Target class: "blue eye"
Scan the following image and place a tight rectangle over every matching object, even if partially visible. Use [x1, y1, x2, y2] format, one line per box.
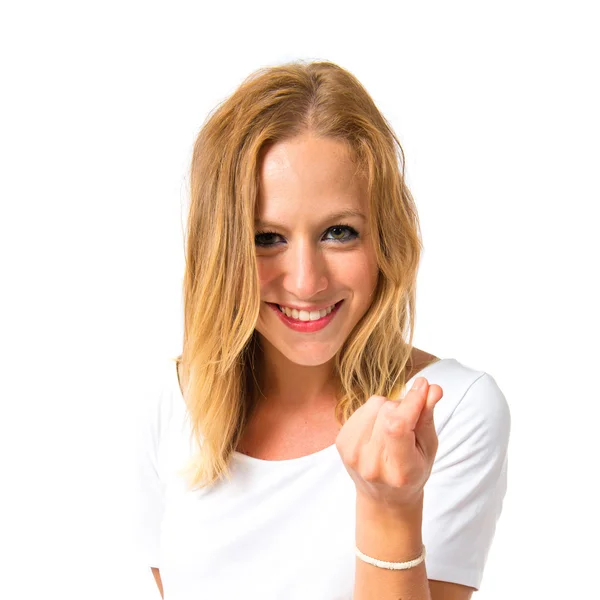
[254, 224, 359, 247]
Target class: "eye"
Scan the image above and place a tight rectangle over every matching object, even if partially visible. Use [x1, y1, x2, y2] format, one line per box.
[255, 231, 283, 247]
[254, 224, 360, 248]
[323, 225, 359, 243]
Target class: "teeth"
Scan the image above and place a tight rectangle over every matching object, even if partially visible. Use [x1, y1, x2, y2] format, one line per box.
[278, 302, 337, 321]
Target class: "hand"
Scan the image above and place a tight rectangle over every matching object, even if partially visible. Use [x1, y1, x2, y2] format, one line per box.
[335, 378, 444, 511]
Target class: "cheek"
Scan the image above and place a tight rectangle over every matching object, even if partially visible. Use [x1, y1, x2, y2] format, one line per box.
[256, 259, 277, 289]
[332, 251, 378, 290]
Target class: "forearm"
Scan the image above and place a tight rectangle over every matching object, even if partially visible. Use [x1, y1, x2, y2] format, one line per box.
[353, 493, 431, 600]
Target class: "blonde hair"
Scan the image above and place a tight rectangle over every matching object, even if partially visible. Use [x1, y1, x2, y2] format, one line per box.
[175, 60, 426, 490]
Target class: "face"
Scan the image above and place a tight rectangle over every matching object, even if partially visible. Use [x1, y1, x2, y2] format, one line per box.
[254, 133, 379, 367]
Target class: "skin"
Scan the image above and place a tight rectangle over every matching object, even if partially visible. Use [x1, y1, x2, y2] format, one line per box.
[253, 132, 379, 413]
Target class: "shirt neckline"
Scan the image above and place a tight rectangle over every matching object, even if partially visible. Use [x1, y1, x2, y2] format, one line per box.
[171, 356, 454, 466]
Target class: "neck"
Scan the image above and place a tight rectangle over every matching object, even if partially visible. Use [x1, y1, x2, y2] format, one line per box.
[254, 337, 340, 413]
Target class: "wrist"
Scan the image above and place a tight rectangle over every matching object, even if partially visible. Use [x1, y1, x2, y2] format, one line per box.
[355, 492, 424, 563]
[356, 490, 424, 522]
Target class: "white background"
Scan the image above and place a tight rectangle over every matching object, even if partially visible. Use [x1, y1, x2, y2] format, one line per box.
[1, 1, 598, 598]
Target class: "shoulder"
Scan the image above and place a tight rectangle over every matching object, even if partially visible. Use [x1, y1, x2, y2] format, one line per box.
[134, 357, 182, 439]
[407, 348, 440, 379]
[423, 359, 510, 429]
[425, 358, 511, 472]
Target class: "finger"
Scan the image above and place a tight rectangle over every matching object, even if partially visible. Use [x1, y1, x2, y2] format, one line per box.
[368, 378, 429, 450]
[388, 377, 429, 432]
[416, 383, 443, 426]
[336, 394, 387, 456]
[359, 379, 428, 482]
[415, 384, 444, 457]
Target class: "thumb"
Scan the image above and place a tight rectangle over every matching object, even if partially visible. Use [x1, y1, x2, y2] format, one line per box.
[383, 377, 429, 433]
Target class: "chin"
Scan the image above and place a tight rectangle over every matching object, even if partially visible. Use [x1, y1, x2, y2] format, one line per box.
[260, 334, 341, 367]
[283, 351, 337, 367]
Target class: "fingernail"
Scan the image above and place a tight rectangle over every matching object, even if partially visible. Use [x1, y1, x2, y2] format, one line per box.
[413, 377, 426, 390]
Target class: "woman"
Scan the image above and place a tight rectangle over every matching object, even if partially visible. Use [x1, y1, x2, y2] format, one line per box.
[133, 60, 511, 600]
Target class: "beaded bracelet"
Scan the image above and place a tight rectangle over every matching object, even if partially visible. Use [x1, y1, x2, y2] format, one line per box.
[355, 544, 426, 570]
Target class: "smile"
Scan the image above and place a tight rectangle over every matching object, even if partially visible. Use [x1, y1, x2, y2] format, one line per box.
[267, 300, 344, 333]
[277, 302, 337, 321]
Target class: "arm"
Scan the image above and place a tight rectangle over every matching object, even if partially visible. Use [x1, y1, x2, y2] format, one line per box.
[354, 494, 430, 599]
[151, 567, 164, 599]
[354, 495, 475, 600]
[429, 580, 475, 599]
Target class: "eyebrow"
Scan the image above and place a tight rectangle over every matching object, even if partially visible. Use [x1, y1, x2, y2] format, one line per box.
[255, 208, 367, 230]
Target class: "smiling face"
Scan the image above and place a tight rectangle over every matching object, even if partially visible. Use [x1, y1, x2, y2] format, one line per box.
[254, 133, 380, 368]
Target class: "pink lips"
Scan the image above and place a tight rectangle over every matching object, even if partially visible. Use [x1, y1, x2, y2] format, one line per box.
[267, 300, 343, 333]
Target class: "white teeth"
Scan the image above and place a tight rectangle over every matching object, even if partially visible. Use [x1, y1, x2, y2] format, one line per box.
[278, 302, 338, 321]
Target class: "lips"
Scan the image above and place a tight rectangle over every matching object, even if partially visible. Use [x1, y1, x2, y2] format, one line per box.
[276, 301, 340, 321]
[266, 300, 344, 332]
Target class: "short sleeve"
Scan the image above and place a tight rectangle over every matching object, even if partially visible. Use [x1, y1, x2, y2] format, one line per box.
[129, 370, 167, 569]
[422, 372, 511, 591]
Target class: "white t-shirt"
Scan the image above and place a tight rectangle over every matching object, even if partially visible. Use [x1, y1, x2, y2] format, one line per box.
[130, 357, 511, 599]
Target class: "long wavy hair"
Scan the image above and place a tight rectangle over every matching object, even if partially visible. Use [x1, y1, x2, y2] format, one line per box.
[175, 60, 428, 491]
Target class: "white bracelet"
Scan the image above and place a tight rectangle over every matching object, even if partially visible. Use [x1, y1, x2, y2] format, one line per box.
[355, 544, 426, 570]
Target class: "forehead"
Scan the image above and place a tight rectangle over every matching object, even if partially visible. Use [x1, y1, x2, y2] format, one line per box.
[256, 134, 368, 218]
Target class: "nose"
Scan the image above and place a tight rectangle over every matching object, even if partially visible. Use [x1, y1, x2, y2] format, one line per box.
[283, 239, 328, 300]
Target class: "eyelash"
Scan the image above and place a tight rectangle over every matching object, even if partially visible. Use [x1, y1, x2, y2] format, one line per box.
[254, 224, 360, 248]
